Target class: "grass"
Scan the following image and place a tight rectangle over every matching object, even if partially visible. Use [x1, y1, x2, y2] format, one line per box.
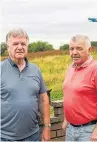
[30, 52, 97, 101]
[30, 55, 71, 101]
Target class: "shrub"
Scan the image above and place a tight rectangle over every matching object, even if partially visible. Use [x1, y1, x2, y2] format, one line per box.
[28, 41, 54, 52]
[0, 42, 7, 55]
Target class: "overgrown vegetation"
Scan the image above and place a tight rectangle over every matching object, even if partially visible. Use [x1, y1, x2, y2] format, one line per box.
[30, 52, 97, 101]
[91, 41, 97, 47]
[60, 44, 69, 50]
[0, 42, 7, 55]
[28, 41, 54, 52]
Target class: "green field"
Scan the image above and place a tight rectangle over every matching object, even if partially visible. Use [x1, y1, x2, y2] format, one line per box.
[30, 52, 97, 101]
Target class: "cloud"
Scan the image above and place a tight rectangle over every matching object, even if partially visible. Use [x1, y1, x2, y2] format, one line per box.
[1, 0, 97, 48]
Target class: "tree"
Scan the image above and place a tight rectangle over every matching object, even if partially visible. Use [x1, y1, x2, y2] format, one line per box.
[60, 44, 69, 50]
[0, 42, 7, 55]
[91, 41, 97, 47]
[28, 41, 54, 52]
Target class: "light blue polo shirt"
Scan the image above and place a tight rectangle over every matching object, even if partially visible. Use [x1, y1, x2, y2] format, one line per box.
[1, 57, 47, 140]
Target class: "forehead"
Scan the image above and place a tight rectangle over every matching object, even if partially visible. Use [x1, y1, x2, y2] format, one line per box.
[69, 40, 85, 47]
[7, 36, 28, 43]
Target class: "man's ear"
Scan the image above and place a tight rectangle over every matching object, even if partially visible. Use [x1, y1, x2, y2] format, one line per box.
[88, 47, 92, 53]
[7, 44, 10, 52]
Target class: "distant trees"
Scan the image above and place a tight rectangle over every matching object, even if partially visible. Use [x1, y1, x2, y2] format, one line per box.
[91, 41, 97, 47]
[0, 42, 7, 55]
[60, 44, 69, 50]
[0, 41, 54, 55]
[59, 41, 97, 51]
[0, 41, 97, 56]
[28, 41, 54, 52]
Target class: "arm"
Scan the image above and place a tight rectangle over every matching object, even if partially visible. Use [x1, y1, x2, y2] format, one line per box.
[62, 85, 69, 131]
[62, 117, 69, 131]
[40, 93, 51, 141]
[91, 67, 97, 141]
[94, 67, 97, 90]
[91, 123, 97, 141]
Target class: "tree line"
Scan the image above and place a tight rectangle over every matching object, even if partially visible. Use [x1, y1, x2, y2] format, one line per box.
[0, 41, 97, 55]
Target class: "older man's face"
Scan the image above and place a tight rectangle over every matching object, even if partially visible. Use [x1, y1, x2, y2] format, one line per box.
[69, 40, 91, 66]
[7, 36, 28, 60]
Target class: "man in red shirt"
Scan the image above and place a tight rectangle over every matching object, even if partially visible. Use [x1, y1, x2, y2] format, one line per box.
[62, 35, 97, 141]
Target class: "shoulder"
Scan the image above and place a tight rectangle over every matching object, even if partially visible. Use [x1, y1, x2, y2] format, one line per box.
[64, 64, 73, 78]
[66, 64, 73, 72]
[1, 59, 8, 68]
[28, 62, 40, 70]
[1, 59, 9, 75]
[91, 60, 97, 79]
[28, 62, 42, 75]
[88, 60, 97, 77]
[90, 60, 97, 70]
[28, 62, 44, 79]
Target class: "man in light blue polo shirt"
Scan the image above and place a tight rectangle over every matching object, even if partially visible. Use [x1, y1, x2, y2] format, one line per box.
[1, 29, 51, 141]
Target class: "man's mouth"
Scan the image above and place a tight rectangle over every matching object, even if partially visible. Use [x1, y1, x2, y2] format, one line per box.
[73, 57, 80, 59]
[16, 52, 24, 53]
[73, 57, 80, 60]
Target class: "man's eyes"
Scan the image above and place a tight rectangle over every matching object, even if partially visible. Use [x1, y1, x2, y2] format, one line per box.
[77, 47, 83, 51]
[21, 43, 26, 46]
[13, 43, 19, 46]
[13, 42, 26, 46]
[69, 47, 83, 51]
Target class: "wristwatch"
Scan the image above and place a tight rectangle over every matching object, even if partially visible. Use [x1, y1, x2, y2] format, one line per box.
[43, 123, 51, 128]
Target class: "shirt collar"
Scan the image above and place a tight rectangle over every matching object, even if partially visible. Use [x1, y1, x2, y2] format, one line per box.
[8, 57, 29, 67]
[72, 56, 93, 69]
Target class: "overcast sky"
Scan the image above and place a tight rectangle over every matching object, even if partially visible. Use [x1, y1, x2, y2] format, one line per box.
[1, 0, 97, 49]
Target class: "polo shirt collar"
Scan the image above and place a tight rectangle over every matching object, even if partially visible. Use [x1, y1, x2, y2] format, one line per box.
[72, 56, 93, 69]
[8, 57, 29, 67]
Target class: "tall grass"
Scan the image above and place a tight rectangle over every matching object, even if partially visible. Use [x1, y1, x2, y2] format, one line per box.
[31, 53, 97, 101]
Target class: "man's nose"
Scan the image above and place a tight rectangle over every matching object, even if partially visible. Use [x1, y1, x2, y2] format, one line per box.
[18, 43, 22, 49]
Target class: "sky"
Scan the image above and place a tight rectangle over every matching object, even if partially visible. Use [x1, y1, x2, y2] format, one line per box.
[1, 0, 97, 49]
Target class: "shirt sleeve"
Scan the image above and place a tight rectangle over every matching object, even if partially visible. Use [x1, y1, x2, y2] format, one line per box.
[38, 68, 47, 94]
[94, 67, 97, 91]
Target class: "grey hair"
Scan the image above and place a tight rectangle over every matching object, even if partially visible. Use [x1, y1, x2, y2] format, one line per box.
[6, 28, 29, 42]
[70, 35, 91, 48]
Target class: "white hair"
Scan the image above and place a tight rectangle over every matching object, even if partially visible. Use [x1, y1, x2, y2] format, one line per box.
[70, 35, 91, 48]
[6, 28, 29, 42]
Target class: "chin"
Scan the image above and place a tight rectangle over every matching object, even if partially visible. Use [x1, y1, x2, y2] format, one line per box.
[74, 61, 83, 66]
[73, 60, 82, 65]
[15, 56, 25, 59]
[73, 60, 79, 63]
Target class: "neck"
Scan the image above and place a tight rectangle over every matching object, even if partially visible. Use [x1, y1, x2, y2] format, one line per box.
[10, 57, 26, 71]
[11, 57, 25, 65]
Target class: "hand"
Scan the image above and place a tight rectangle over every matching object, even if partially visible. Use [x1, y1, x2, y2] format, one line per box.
[41, 127, 51, 142]
[62, 120, 68, 131]
[90, 126, 97, 142]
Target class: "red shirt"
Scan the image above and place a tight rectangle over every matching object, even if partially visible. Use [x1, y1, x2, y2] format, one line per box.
[63, 57, 97, 125]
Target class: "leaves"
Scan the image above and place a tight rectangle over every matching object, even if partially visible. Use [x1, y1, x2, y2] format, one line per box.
[28, 41, 53, 52]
